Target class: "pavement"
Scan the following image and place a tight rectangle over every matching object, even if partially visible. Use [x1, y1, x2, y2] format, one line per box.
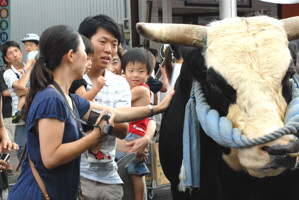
[7, 149, 172, 200]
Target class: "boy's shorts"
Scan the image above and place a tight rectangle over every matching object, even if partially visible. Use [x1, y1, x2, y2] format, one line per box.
[116, 133, 149, 176]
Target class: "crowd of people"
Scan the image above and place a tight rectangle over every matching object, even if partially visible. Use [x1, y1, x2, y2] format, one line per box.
[0, 14, 183, 200]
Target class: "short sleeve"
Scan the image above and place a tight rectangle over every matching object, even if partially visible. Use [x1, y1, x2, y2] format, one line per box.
[71, 94, 90, 118]
[26, 96, 67, 133]
[114, 76, 131, 108]
[69, 79, 87, 94]
[3, 69, 18, 89]
[147, 76, 163, 94]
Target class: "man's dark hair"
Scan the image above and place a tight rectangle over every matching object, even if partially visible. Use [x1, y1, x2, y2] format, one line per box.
[1, 41, 21, 65]
[122, 48, 153, 75]
[148, 48, 158, 57]
[78, 14, 122, 44]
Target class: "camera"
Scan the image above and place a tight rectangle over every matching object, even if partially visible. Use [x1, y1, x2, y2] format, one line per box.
[0, 153, 10, 163]
[87, 109, 114, 135]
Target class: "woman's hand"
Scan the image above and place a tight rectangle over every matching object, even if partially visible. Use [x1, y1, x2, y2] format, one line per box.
[0, 127, 19, 154]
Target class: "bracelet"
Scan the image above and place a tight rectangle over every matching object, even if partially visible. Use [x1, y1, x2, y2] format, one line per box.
[147, 104, 154, 117]
[22, 69, 26, 74]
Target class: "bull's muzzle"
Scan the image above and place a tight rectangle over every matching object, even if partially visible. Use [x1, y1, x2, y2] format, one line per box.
[262, 137, 299, 169]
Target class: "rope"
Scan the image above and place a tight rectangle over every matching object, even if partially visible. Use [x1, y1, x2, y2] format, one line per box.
[191, 79, 299, 148]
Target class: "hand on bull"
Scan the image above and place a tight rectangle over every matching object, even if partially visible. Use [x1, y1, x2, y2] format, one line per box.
[156, 86, 175, 112]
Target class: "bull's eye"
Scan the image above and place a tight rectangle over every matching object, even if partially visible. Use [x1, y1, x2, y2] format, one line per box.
[203, 67, 236, 116]
[281, 62, 295, 104]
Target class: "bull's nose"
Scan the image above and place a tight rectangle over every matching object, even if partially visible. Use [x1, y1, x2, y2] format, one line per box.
[264, 155, 297, 169]
[261, 137, 299, 155]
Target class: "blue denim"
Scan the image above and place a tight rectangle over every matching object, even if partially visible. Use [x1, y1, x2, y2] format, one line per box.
[14, 124, 27, 160]
[116, 133, 149, 176]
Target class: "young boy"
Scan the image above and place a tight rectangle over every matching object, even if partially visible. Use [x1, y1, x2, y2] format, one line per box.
[11, 34, 39, 124]
[116, 48, 154, 200]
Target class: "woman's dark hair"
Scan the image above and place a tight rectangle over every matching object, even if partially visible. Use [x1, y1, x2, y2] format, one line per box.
[24, 25, 80, 120]
[81, 34, 94, 55]
[78, 14, 122, 45]
[121, 48, 153, 75]
[164, 45, 182, 80]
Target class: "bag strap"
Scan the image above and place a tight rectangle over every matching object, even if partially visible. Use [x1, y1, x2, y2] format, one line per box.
[28, 156, 50, 200]
[52, 81, 86, 137]
[15, 142, 27, 172]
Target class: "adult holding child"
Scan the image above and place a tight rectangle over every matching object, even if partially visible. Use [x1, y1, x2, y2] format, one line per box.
[8, 25, 174, 200]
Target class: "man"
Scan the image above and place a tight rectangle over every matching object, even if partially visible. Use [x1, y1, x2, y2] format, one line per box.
[1, 41, 35, 159]
[78, 14, 156, 199]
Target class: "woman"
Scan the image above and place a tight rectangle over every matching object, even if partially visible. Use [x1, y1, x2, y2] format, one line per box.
[160, 44, 183, 101]
[8, 25, 174, 200]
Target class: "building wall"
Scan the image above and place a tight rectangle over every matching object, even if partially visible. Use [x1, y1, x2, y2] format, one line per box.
[138, 0, 279, 50]
[10, 0, 130, 54]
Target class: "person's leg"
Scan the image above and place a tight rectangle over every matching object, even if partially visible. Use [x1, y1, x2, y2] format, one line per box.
[16, 96, 25, 111]
[131, 175, 145, 200]
[80, 176, 123, 200]
[14, 125, 27, 160]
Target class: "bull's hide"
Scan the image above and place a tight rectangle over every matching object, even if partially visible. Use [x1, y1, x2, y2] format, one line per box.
[159, 47, 299, 200]
[156, 16, 299, 200]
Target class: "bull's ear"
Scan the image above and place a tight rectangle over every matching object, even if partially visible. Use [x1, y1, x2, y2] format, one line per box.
[281, 16, 299, 41]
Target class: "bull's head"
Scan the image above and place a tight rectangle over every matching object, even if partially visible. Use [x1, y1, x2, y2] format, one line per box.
[137, 16, 299, 178]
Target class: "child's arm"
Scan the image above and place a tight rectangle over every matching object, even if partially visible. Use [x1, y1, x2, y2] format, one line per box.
[131, 85, 151, 107]
[80, 76, 106, 101]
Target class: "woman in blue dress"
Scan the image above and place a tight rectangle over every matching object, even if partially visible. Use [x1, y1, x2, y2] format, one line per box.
[8, 25, 174, 200]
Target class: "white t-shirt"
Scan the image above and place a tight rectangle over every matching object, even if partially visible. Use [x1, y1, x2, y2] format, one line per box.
[80, 70, 131, 184]
[3, 65, 23, 115]
[159, 62, 182, 102]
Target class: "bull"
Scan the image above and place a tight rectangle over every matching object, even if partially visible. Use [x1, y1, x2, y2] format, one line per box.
[137, 16, 299, 200]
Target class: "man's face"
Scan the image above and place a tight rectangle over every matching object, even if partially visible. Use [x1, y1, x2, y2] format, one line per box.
[90, 28, 118, 70]
[5, 46, 23, 65]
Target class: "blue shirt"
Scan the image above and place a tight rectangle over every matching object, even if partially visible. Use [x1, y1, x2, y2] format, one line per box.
[8, 86, 90, 200]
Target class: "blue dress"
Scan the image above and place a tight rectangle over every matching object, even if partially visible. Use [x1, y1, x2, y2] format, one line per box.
[8, 86, 90, 200]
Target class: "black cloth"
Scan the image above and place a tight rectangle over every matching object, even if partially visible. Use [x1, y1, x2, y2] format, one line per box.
[69, 78, 87, 94]
[147, 76, 163, 94]
[0, 69, 12, 118]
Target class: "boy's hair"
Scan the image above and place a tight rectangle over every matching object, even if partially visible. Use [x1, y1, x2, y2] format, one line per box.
[122, 48, 153, 75]
[80, 34, 94, 55]
[1, 41, 21, 65]
[78, 14, 122, 45]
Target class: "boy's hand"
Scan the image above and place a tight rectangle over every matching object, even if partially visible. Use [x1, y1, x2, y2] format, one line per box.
[94, 76, 106, 91]
[27, 50, 38, 59]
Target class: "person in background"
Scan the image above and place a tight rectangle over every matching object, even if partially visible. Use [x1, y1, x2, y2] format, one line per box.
[0, 89, 19, 199]
[107, 49, 122, 76]
[159, 44, 183, 102]
[10, 34, 40, 124]
[2, 41, 36, 159]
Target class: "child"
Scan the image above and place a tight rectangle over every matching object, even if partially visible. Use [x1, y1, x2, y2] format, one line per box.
[12, 34, 39, 124]
[117, 48, 154, 200]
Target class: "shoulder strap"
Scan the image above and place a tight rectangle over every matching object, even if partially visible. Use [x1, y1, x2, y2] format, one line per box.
[29, 156, 50, 200]
[52, 81, 86, 137]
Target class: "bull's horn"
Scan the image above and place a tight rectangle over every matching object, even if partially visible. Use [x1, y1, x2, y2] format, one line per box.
[136, 23, 207, 48]
[281, 16, 299, 41]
